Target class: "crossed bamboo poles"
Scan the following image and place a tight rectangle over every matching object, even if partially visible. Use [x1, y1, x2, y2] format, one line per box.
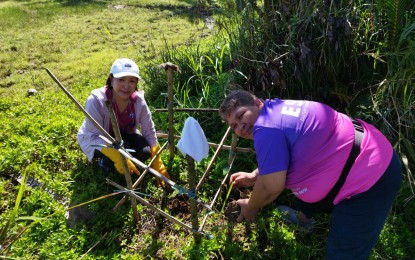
[45, 67, 240, 239]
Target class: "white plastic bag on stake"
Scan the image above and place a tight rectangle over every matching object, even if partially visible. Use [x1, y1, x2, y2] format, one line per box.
[177, 117, 209, 162]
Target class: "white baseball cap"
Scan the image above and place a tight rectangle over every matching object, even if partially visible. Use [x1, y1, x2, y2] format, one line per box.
[110, 58, 141, 79]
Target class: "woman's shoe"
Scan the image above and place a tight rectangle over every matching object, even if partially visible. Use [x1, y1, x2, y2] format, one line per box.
[98, 157, 115, 175]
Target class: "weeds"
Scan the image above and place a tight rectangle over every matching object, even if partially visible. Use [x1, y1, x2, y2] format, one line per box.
[220, 176, 233, 212]
[0, 171, 27, 253]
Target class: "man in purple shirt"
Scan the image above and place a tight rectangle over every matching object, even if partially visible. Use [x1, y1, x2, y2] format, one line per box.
[219, 90, 402, 259]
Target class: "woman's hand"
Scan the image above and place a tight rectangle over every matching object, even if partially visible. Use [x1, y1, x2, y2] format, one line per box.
[236, 198, 259, 222]
[230, 169, 258, 188]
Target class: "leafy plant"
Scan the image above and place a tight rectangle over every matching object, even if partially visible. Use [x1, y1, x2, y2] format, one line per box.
[220, 172, 233, 212]
[377, 0, 415, 46]
[0, 171, 26, 252]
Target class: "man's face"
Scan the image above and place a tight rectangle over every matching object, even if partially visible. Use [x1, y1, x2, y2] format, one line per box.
[226, 99, 262, 139]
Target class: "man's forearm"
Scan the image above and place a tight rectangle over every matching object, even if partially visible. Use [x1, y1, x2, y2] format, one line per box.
[247, 180, 282, 210]
[246, 171, 286, 210]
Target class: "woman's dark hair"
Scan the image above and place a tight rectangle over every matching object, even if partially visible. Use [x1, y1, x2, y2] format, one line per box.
[106, 74, 113, 89]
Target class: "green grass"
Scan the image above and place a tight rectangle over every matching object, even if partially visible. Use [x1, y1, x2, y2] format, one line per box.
[0, 0, 204, 96]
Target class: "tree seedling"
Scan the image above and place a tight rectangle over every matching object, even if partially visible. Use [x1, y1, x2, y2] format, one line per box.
[221, 181, 234, 212]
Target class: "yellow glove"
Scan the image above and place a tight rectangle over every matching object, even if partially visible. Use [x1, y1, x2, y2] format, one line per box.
[101, 147, 140, 175]
[150, 144, 171, 186]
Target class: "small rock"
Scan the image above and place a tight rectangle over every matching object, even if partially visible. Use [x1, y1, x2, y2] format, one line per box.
[66, 207, 96, 228]
[113, 5, 125, 9]
[27, 88, 38, 96]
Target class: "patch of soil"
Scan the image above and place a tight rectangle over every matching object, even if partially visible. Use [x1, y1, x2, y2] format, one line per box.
[238, 188, 251, 199]
[222, 187, 252, 222]
[224, 200, 240, 222]
[167, 195, 191, 220]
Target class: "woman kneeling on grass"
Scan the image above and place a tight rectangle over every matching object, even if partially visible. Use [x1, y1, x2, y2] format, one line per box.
[77, 58, 169, 184]
[219, 89, 402, 259]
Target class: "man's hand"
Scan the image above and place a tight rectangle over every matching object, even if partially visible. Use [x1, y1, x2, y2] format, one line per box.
[230, 169, 258, 188]
[235, 170, 287, 223]
[236, 198, 259, 222]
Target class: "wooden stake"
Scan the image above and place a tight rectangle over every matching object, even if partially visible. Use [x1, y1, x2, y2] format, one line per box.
[158, 62, 181, 164]
[113, 142, 169, 210]
[195, 127, 232, 192]
[186, 156, 201, 243]
[106, 179, 210, 238]
[156, 132, 254, 153]
[104, 100, 139, 222]
[229, 133, 239, 166]
[113, 148, 211, 211]
[199, 132, 238, 231]
[45, 67, 115, 144]
[155, 108, 219, 113]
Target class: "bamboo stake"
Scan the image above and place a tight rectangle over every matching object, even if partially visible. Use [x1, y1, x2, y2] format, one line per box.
[80, 232, 108, 259]
[167, 66, 174, 162]
[156, 133, 254, 153]
[195, 127, 232, 192]
[159, 62, 181, 163]
[229, 133, 239, 166]
[155, 108, 219, 113]
[199, 133, 238, 231]
[106, 179, 210, 238]
[133, 141, 168, 186]
[113, 141, 169, 210]
[186, 156, 201, 243]
[112, 148, 212, 211]
[44, 67, 116, 145]
[104, 101, 139, 222]
[97, 134, 211, 211]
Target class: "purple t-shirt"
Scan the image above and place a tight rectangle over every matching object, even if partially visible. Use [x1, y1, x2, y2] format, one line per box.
[254, 98, 393, 204]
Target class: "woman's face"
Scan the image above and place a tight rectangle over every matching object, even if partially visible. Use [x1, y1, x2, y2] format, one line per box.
[111, 76, 138, 101]
[226, 99, 262, 139]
